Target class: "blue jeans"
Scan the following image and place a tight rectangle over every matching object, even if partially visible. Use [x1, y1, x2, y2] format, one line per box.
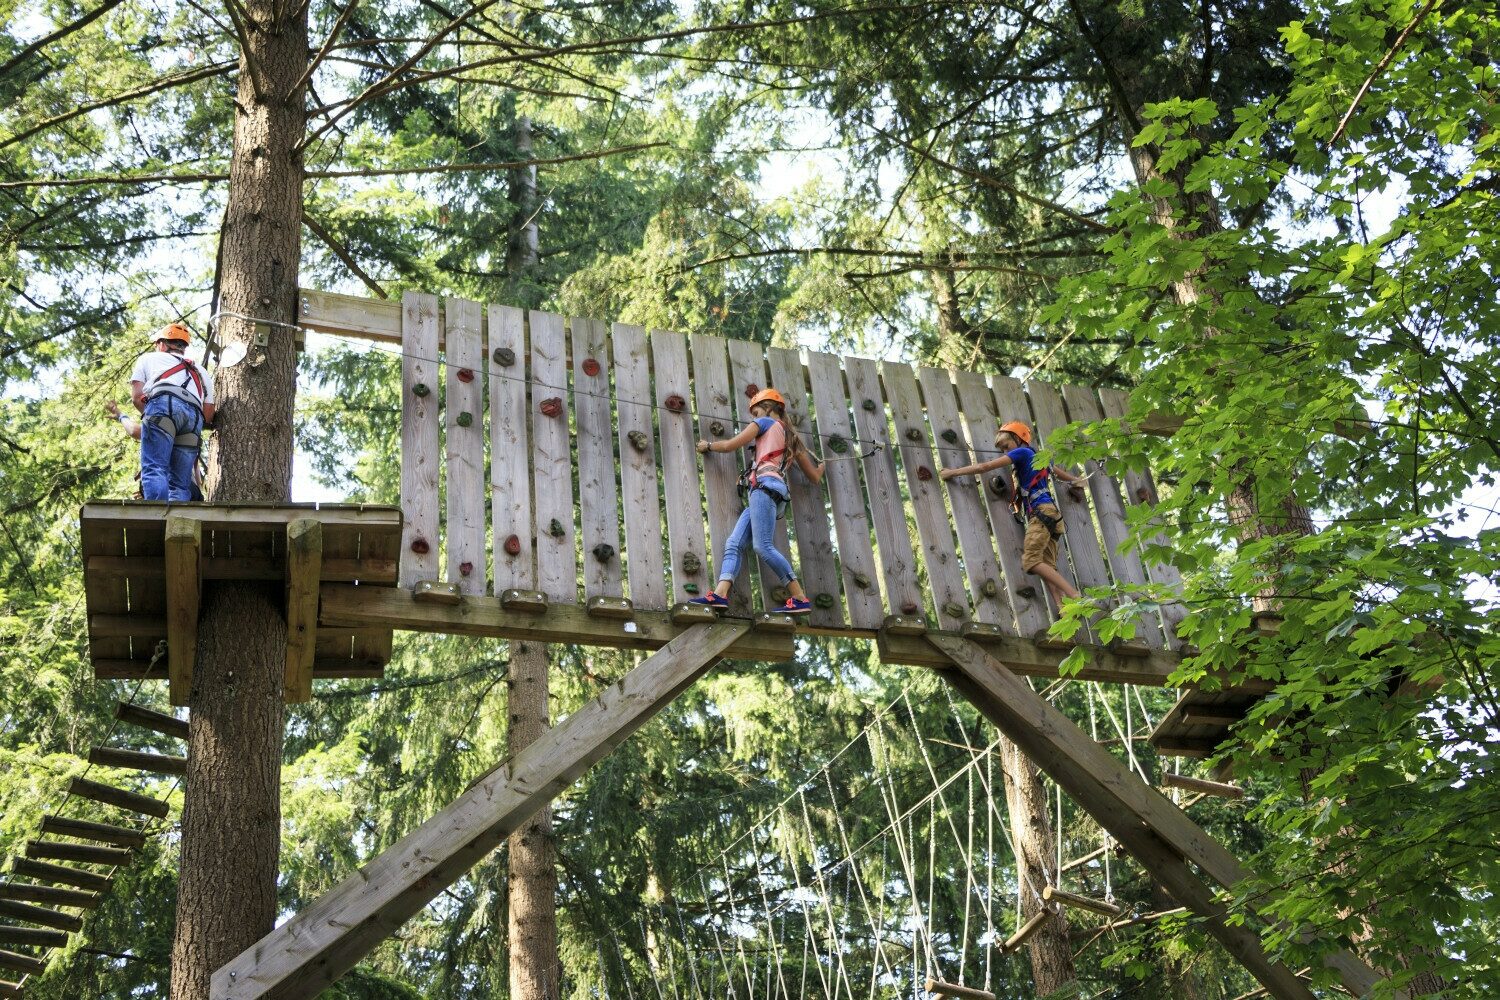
[718, 483, 796, 586]
[140, 396, 203, 502]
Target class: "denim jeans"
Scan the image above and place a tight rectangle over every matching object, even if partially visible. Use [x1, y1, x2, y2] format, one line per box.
[718, 481, 796, 586]
[140, 395, 203, 502]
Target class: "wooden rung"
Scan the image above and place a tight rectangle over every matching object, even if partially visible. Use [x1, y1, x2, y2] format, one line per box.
[1042, 885, 1122, 917]
[0, 980, 22, 1000]
[8, 860, 112, 893]
[1002, 907, 1050, 952]
[25, 841, 132, 868]
[500, 589, 548, 613]
[39, 815, 146, 850]
[87, 748, 188, 777]
[0, 883, 100, 909]
[0, 900, 82, 933]
[114, 702, 189, 741]
[1177, 707, 1245, 728]
[1163, 772, 1244, 799]
[924, 978, 996, 1000]
[0, 950, 45, 977]
[0, 925, 68, 948]
[585, 596, 634, 620]
[412, 580, 463, 605]
[69, 774, 172, 820]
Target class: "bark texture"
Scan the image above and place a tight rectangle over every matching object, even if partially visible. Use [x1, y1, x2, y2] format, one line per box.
[170, 5, 306, 997]
[507, 641, 560, 1000]
[999, 738, 1079, 997]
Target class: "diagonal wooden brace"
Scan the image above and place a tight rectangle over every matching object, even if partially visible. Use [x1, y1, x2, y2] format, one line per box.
[928, 635, 1387, 1000]
[211, 621, 750, 1000]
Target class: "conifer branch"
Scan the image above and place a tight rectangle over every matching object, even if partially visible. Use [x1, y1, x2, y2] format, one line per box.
[0, 0, 127, 82]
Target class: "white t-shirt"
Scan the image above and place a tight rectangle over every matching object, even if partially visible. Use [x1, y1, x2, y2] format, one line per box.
[131, 351, 215, 406]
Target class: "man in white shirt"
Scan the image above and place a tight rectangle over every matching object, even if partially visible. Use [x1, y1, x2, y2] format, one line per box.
[129, 323, 216, 501]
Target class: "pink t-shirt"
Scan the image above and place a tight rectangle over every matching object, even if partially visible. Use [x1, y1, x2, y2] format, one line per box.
[749, 416, 788, 487]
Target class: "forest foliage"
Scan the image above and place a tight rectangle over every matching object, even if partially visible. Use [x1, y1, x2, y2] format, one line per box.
[1, 0, 1496, 997]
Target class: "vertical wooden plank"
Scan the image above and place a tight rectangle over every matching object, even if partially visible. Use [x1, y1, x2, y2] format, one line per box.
[488, 305, 533, 593]
[919, 367, 1010, 629]
[882, 361, 969, 630]
[805, 352, 885, 630]
[690, 333, 752, 615]
[845, 356, 924, 620]
[652, 330, 708, 604]
[953, 372, 1049, 635]
[444, 298, 485, 595]
[164, 513, 200, 706]
[400, 291, 440, 587]
[1099, 388, 1185, 644]
[727, 339, 787, 606]
[1061, 385, 1165, 647]
[82, 516, 133, 665]
[284, 518, 322, 702]
[530, 311, 577, 605]
[1020, 380, 1113, 600]
[572, 317, 624, 602]
[612, 323, 667, 610]
[767, 347, 842, 627]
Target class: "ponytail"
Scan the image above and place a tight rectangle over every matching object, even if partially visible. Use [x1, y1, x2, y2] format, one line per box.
[771, 403, 805, 464]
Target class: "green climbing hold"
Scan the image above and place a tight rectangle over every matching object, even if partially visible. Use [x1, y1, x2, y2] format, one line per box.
[592, 543, 615, 563]
[827, 435, 848, 454]
[940, 428, 959, 444]
[942, 601, 965, 619]
[628, 429, 649, 452]
[682, 551, 702, 575]
[683, 583, 700, 595]
[456, 411, 473, 428]
[904, 427, 922, 442]
[710, 421, 725, 436]
[813, 593, 835, 609]
[981, 579, 999, 599]
[412, 382, 430, 397]
[851, 572, 871, 590]
[770, 587, 790, 604]
[549, 518, 565, 538]
[493, 347, 516, 366]
[862, 399, 878, 412]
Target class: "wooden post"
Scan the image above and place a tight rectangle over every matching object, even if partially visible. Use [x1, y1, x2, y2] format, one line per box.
[929, 635, 1384, 1000]
[283, 518, 322, 702]
[211, 622, 750, 1000]
[164, 513, 201, 705]
[1163, 772, 1244, 799]
[924, 978, 997, 1000]
[1042, 885, 1122, 917]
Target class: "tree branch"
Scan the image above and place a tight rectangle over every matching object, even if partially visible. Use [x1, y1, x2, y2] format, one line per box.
[0, 0, 127, 82]
[302, 214, 388, 299]
[286, 0, 363, 102]
[1327, 0, 1440, 149]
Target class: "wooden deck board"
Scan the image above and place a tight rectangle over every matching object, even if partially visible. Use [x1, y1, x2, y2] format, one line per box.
[653, 330, 708, 603]
[846, 355, 923, 619]
[488, 304, 533, 593]
[727, 338, 786, 606]
[530, 311, 577, 605]
[612, 323, 667, 610]
[443, 298, 486, 595]
[399, 291, 440, 586]
[573, 317, 624, 603]
[691, 333, 751, 615]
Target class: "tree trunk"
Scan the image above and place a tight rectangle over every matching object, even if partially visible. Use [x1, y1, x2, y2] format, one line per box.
[170, 3, 307, 997]
[505, 115, 540, 287]
[507, 641, 560, 1000]
[999, 738, 1079, 997]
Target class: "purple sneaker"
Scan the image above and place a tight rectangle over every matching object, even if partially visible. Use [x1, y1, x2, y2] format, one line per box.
[777, 597, 812, 616]
[688, 592, 729, 611]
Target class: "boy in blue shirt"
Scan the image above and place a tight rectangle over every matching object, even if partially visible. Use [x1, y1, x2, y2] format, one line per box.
[940, 419, 1086, 606]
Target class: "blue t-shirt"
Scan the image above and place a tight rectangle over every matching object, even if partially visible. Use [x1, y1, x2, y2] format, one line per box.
[1008, 446, 1053, 510]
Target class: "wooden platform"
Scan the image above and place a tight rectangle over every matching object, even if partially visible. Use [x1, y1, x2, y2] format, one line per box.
[1147, 685, 1266, 758]
[82, 502, 401, 703]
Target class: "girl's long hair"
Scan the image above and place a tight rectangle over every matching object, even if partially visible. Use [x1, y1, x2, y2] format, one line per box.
[766, 401, 806, 465]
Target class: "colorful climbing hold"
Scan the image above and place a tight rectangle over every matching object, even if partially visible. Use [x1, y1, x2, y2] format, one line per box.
[940, 428, 959, 444]
[851, 572, 871, 590]
[492, 347, 516, 366]
[744, 383, 759, 398]
[592, 543, 616, 563]
[456, 367, 474, 383]
[412, 382, 430, 397]
[942, 601, 965, 619]
[581, 358, 601, 377]
[539, 397, 563, 417]
[862, 399, 878, 411]
[981, 579, 998, 599]
[410, 538, 430, 555]
[916, 466, 933, 481]
[709, 421, 725, 436]
[455, 411, 473, 428]
[813, 593, 835, 609]
[683, 582, 701, 595]
[681, 551, 701, 575]
[628, 429, 650, 452]
[504, 534, 522, 556]
[460, 561, 474, 577]
[905, 427, 922, 442]
[827, 435, 848, 454]
[901, 601, 921, 615]
[664, 394, 686, 413]
[549, 518, 565, 538]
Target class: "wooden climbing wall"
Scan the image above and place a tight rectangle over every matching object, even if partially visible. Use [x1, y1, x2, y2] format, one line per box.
[300, 289, 1185, 650]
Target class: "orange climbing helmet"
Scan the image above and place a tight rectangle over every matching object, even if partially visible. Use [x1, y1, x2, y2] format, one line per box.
[998, 420, 1032, 445]
[748, 388, 786, 411]
[154, 322, 192, 345]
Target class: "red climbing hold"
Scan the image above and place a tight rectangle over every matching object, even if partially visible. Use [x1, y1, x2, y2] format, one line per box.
[459, 561, 474, 576]
[664, 394, 686, 413]
[504, 534, 522, 556]
[410, 538, 430, 555]
[744, 383, 759, 399]
[901, 601, 920, 615]
[539, 396, 563, 417]
[917, 466, 933, 481]
[456, 368, 474, 383]
[581, 358, 601, 377]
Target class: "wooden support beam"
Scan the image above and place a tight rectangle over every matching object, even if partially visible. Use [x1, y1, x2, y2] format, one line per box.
[7, 860, 112, 894]
[1163, 773, 1244, 800]
[0, 925, 68, 948]
[928, 635, 1385, 1000]
[879, 629, 1182, 686]
[320, 584, 794, 664]
[0, 901, 82, 933]
[87, 554, 396, 585]
[0, 979, 23, 999]
[24, 841, 132, 867]
[924, 978, 996, 1000]
[1150, 735, 1228, 759]
[1042, 885, 1122, 917]
[0, 882, 99, 909]
[163, 512, 201, 705]
[1001, 908, 1051, 953]
[114, 702, 189, 741]
[65, 778, 167, 819]
[87, 748, 187, 777]
[212, 622, 750, 1000]
[0, 951, 45, 977]
[283, 518, 323, 703]
[39, 815, 147, 850]
[1177, 708, 1245, 728]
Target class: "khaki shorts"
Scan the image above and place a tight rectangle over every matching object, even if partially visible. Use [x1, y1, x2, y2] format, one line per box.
[1021, 504, 1064, 572]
